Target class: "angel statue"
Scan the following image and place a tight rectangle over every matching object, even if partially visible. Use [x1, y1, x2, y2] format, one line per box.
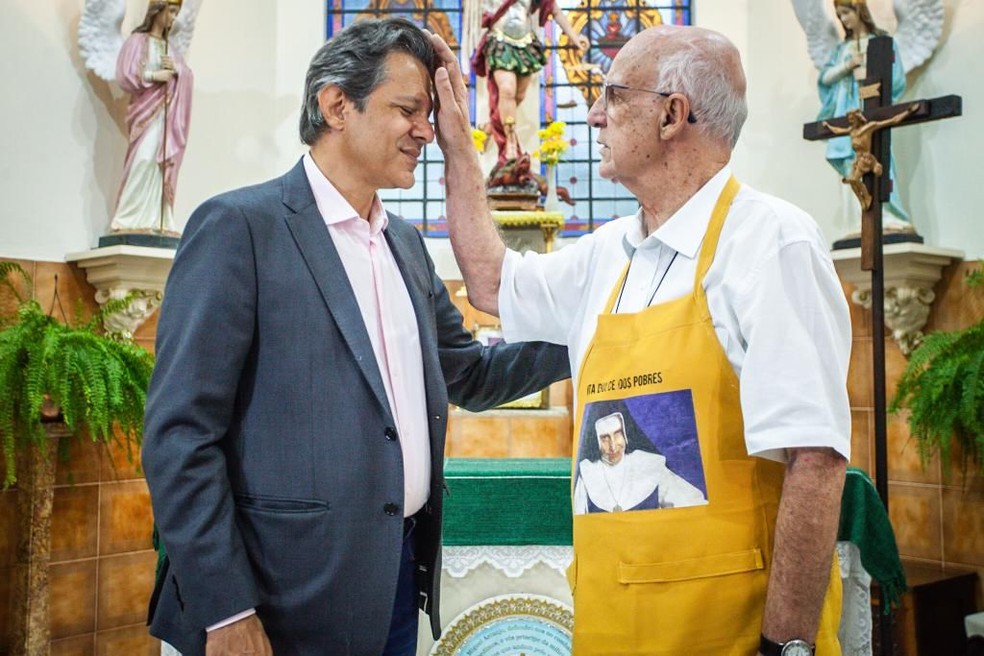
[792, 0, 943, 234]
[79, 0, 202, 237]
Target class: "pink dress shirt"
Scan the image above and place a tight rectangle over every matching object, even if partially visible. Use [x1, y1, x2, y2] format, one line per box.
[303, 154, 430, 517]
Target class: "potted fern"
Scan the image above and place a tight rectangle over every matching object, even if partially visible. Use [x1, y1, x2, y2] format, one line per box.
[0, 260, 154, 655]
[889, 263, 984, 478]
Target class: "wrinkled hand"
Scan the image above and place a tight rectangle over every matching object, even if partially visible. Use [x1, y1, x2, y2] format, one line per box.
[205, 614, 273, 656]
[427, 31, 474, 156]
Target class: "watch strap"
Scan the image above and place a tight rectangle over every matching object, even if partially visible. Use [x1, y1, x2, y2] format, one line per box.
[759, 635, 815, 656]
[759, 635, 783, 656]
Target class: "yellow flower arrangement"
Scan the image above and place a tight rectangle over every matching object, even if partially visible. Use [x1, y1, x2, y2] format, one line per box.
[471, 128, 488, 153]
[532, 121, 569, 166]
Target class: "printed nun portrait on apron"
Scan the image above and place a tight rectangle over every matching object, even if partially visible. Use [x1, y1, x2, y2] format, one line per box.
[573, 390, 708, 514]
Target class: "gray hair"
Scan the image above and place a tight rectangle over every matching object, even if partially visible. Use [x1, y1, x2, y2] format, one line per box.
[299, 18, 436, 146]
[654, 39, 747, 149]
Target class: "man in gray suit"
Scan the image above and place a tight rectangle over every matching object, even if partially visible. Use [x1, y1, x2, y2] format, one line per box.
[142, 18, 569, 656]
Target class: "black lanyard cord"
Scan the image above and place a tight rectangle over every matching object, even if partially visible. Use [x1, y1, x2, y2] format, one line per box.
[613, 249, 679, 314]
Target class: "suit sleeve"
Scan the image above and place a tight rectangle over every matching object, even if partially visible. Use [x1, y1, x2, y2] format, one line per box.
[142, 197, 261, 631]
[413, 232, 571, 410]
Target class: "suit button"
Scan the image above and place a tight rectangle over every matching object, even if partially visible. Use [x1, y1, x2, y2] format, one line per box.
[384, 503, 400, 516]
[384, 427, 397, 441]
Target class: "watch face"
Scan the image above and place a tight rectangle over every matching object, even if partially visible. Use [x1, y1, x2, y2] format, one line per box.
[780, 640, 814, 656]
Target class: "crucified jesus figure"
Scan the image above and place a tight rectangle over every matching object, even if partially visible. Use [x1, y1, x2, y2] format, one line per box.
[822, 103, 918, 210]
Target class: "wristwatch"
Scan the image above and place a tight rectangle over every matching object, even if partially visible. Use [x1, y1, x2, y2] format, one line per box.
[759, 635, 814, 656]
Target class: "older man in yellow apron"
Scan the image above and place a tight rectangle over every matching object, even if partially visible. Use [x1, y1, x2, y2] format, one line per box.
[431, 22, 852, 656]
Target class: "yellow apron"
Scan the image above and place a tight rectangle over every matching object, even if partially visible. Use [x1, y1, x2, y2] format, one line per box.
[569, 178, 841, 655]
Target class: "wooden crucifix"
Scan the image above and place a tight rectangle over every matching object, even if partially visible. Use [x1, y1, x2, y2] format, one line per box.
[804, 36, 961, 656]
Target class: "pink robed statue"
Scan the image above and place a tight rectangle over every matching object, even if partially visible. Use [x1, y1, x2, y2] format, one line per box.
[80, 0, 202, 237]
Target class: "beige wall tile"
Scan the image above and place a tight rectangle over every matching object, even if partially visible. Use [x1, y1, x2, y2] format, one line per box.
[96, 550, 157, 631]
[929, 261, 984, 331]
[886, 414, 940, 485]
[888, 482, 942, 562]
[553, 421, 574, 458]
[99, 481, 154, 556]
[944, 437, 984, 490]
[549, 379, 571, 409]
[509, 411, 570, 458]
[50, 559, 97, 639]
[51, 633, 95, 656]
[99, 435, 143, 482]
[847, 338, 873, 409]
[55, 439, 102, 486]
[96, 624, 160, 656]
[51, 484, 99, 563]
[447, 413, 510, 458]
[849, 409, 871, 473]
[942, 486, 984, 568]
[883, 340, 908, 405]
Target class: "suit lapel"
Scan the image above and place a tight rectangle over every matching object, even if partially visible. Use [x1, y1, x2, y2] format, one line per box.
[280, 160, 393, 421]
[384, 219, 441, 387]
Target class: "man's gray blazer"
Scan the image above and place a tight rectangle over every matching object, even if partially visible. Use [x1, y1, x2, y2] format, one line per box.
[142, 159, 570, 656]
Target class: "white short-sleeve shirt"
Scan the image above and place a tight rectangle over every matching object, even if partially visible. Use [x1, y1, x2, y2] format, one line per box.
[499, 166, 852, 462]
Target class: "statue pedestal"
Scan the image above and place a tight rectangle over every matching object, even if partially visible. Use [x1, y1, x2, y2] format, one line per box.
[492, 210, 564, 254]
[831, 242, 963, 355]
[65, 245, 175, 337]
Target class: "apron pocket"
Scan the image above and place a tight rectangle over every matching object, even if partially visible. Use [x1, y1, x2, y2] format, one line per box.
[618, 547, 763, 583]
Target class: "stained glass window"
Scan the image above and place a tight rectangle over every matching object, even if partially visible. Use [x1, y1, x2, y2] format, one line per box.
[324, 0, 693, 235]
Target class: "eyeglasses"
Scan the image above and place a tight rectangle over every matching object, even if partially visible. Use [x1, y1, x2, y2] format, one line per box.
[602, 82, 697, 124]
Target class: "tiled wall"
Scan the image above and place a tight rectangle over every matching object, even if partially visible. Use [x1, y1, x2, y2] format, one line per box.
[2, 258, 981, 653]
[0, 260, 161, 655]
[845, 260, 984, 604]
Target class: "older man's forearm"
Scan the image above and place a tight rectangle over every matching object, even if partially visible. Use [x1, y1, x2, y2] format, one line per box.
[761, 447, 846, 646]
[444, 157, 506, 316]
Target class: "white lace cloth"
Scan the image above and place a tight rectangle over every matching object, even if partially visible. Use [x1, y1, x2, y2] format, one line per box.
[443, 545, 573, 578]
[837, 541, 873, 656]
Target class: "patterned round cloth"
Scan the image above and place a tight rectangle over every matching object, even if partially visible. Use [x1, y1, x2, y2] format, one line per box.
[484, 35, 547, 75]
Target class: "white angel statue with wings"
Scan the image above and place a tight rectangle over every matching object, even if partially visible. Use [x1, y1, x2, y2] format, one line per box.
[792, 0, 943, 231]
[79, 0, 202, 236]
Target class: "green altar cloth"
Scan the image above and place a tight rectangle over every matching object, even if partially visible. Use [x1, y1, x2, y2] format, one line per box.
[837, 467, 907, 610]
[442, 458, 573, 546]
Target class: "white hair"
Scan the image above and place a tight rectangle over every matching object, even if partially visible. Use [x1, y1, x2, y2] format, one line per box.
[655, 40, 747, 148]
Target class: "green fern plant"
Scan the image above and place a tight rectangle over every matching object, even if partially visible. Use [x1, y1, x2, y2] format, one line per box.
[0, 261, 155, 487]
[889, 264, 984, 477]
